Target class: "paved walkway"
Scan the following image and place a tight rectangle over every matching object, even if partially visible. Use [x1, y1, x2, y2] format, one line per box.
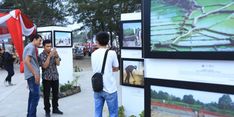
[0, 60, 121, 117]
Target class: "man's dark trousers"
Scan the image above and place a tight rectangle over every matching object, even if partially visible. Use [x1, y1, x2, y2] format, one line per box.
[42, 79, 59, 113]
[4, 64, 14, 83]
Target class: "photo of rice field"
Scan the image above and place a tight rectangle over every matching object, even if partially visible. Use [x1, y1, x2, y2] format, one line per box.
[151, 85, 234, 117]
[122, 59, 144, 87]
[150, 0, 234, 52]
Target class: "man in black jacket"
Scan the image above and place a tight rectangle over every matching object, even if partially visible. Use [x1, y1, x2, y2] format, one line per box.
[0, 48, 15, 86]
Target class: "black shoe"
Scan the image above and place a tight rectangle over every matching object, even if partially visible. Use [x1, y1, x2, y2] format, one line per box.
[45, 112, 51, 117]
[53, 109, 63, 114]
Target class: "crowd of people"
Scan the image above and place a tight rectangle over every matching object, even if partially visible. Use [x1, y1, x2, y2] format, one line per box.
[1, 32, 119, 117]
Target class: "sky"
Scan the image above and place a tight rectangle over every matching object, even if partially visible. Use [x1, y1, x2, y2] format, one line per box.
[151, 85, 234, 103]
[66, 22, 83, 31]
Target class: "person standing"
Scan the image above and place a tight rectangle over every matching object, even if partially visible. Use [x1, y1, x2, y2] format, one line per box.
[91, 32, 119, 117]
[0, 48, 16, 86]
[23, 34, 42, 117]
[39, 40, 63, 117]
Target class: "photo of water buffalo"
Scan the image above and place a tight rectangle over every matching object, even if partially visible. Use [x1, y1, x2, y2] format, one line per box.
[54, 31, 72, 47]
[122, 21, 142, 48]
[150, 0, 234, 52]
[121, 58, 144, 87]
[151, 85, 234, 117]
[38, 31, 52, 47]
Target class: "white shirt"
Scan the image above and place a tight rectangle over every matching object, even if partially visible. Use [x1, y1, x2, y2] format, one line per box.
[91, 48, 119, 93]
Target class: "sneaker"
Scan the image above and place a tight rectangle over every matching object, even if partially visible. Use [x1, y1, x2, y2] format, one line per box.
[8, 82, 15, 86]
[45, 112, 51, 117]
[3, 81, 8, 87]
[53, 109, 63, 114]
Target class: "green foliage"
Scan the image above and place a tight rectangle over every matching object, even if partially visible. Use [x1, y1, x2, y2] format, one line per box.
[182, 94, 195, 104]
[118, 105, 125, 117]
[129, 115, 136, 117]
[1, 0, 70, 26]
[74, 65, 83, 72]
[68, 0, 141, 38]
[139, 110, 144, 117]
[218, 94, 232, 109]
[60, 81, 73, 92]
[128, 110, 144, 117]
[109, 105, 143, 117]
[73, 31, 88, 43]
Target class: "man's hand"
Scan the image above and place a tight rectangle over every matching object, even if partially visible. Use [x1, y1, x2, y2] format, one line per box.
[112, 67, 119, 72]
[54, 49, 59, 58]
[34, 74, 40, 85]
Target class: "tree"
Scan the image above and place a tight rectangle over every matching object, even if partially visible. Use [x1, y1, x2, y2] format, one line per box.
[182, 94, 195, 104]
[68, 0, 141, 41]
[171, 95, 181, 102]
[218, 94, 232, 109]
[157, 91, 169, 100]
[151, 90, 158, 99]
[0, 0, 70, 26]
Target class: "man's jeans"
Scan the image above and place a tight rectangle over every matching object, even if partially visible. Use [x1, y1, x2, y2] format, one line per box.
[27, 77, 40, 117]
[94, 91, 118, 117]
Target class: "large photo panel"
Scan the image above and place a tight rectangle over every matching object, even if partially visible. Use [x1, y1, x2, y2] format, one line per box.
[144, 0, 234, 60]
[145, 78, 234, 117]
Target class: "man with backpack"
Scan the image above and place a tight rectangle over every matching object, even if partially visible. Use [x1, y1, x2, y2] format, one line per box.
[91, 32, 119, 117]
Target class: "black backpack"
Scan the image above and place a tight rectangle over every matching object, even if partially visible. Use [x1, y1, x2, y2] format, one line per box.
[91, 49, 109, 92]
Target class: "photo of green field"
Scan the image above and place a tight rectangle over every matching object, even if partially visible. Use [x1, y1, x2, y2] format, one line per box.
[151, 86, 234, 117]
[150, 0, 234, 52]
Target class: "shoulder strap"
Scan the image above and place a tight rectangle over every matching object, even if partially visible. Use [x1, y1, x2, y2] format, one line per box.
[101, 49, 109, 74]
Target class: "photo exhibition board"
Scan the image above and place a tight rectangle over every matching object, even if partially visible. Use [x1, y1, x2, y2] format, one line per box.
[144, 0, 234, 60]
[145, 78, 234, 117]
[145, 59, 234, 86]
[120, 12, 144, 117]
[121, 49, 142, 58]
[37, 26, 73, 84]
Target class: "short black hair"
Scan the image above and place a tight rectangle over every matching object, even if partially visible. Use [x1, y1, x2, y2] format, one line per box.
[43, 40, 52, 46]
[30, 34, 42, 42]
[96, 32, 109, 46]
